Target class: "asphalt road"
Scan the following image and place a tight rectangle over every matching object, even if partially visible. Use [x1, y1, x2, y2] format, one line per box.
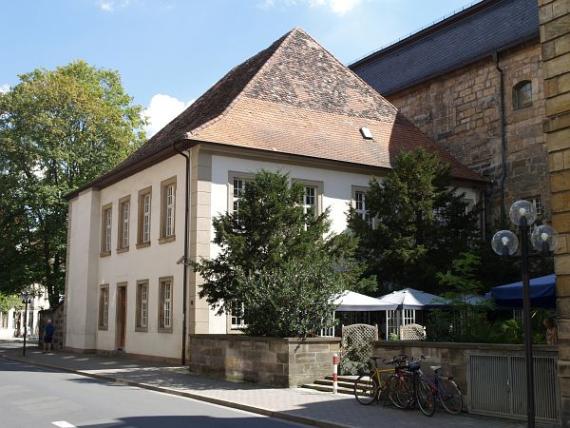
[0, 357, 305, 428]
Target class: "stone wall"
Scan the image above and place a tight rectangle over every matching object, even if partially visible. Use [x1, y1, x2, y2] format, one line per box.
[188, 334, 341, 387]
[539, 0, 570, 425]
[374, 341, 558, 409]
[387, 40, 549, 224]
[38, 303, 65, 350]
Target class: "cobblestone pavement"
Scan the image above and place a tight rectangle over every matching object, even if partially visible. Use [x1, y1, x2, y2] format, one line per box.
[0, 341, 529, 428]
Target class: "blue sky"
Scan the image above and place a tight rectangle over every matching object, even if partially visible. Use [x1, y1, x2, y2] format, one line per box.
[1, 0, 476, 135]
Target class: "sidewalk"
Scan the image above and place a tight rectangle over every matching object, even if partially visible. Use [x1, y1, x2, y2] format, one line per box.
[0, 342, 527, 428]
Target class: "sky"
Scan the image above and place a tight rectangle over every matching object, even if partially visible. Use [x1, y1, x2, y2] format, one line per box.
[1, 0, 478, 136]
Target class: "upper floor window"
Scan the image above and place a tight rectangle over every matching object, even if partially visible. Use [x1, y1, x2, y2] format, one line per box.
[513, 80, 532, 110]
[117, 196, 130, 251]
[352, 187, 373, 227]
[160, 177, 176, 242]
[101, 204, 112, 256]
[137, 187, 152, 247]
[529, 195, 544, 218]
[230, 301, 246, 330]
[302, 185, 317, 217]
[228, 172, 254, 214]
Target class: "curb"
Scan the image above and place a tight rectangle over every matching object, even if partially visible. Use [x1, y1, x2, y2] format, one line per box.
[0, 353, 351, 428]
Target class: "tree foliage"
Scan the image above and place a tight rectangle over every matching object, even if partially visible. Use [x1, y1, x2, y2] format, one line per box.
[0, 61, 145, 305]
[193, 170, 366, 337]
[0, 293, 23, 313]
[348, 149, 481, 293]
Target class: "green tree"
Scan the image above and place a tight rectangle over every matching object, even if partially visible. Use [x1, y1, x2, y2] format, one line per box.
[0, 293, 23, 313]
[348, 149, 480, 293]
[193, 170, 367, 337]
[0, 61, 145, 305]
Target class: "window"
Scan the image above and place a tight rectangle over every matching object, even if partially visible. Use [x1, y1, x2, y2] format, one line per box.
[160, 177, 176, 242]
[101, 204, 112, 256]
[137, 187, 152, 247]
[352, 187, 373, 227]
[158, 277, 173, 332]
[302, 185, 317, 217]
[1, 312, 8, 329]
[230, 301, 246, 330]
[228, 172, 254, 214]
[136, 280, 149, 331]
[530, 195, 544, 218]
[98, 285, 109, 330]
[513, 80, 532, 110]
[117, 196, 130, 251]
[233, 177, 246, 213]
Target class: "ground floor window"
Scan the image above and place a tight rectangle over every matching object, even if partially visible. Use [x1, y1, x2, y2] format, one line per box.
[230, 301, 246, 330]
[1, 312, 8, 329]
[136, 280, 149, 331]
[158, 277, 173, 332]
[98, 285, 109, 330]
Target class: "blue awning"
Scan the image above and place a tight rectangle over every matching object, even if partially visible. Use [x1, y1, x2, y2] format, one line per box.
[490, 274, 556, 308]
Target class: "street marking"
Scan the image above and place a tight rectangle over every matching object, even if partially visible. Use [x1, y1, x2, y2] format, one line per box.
[52, 421, 76, 428]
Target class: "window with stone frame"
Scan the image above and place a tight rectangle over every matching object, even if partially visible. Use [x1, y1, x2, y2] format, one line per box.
[160, 177, 176, 242]
[98, 285, 109, 330]
[117, 196, 130, 251]
[137, 187, 152, 247]
[158, 277, 173, 332]
[293, 179, 323, 221]
[135, 280, 149, 331]
[101, 204, 112, 255]
[228, 172, 254, 214]
[513, 80, 532, 110]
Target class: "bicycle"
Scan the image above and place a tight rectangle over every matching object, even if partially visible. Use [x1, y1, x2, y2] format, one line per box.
[425, 365, 463, 414]
[388, 355, 436, 417]
[353, 355, 409, 407]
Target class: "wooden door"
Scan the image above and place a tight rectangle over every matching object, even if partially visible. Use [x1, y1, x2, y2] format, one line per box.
[115, 286, 127, 350]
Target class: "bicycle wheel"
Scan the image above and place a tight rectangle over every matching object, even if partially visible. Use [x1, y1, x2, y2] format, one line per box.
[438, 378, 463, 415]
[387, 373, 414, 409]
[416, 375, 436, 417]
[354, 374, 379, 405]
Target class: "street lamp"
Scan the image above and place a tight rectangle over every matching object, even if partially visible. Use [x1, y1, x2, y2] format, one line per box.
[491, 200, 557, 428]
[20, 290, 32, 357]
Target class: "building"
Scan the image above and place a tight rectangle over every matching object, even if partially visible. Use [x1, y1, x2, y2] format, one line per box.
[0, 284, 50, 340]
[64, 28, 484, 361]
[351, 0, 547, 227]
[538, 0, 570, 421]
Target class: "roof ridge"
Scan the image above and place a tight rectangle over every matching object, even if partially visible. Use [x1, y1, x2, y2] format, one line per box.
[188, 28, 298, 137]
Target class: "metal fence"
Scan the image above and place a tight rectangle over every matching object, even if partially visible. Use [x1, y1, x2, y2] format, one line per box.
[468, 352, 560, 424]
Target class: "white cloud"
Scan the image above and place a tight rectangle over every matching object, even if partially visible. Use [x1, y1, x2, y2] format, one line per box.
[98, 0, 131, 12]
[0, 84, 10, 94]
[259, 0, 361, 15]
[142, 94, 194, 137]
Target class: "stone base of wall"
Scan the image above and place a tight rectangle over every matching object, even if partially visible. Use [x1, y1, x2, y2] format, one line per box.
[189, 334, 341, 387]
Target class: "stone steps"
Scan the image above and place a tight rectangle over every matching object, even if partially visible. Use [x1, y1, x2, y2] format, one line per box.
[301, 375, 361, 395]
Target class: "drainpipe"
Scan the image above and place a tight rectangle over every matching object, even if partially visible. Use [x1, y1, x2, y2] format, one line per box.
[493, 51, 507, 222]
[173, 140, 191, 366]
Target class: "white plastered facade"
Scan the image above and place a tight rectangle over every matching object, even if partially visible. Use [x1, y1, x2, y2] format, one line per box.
[65, 149, 481, 360]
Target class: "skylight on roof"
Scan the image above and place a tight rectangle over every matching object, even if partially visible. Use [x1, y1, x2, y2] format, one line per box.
[360, 127, 374, 140]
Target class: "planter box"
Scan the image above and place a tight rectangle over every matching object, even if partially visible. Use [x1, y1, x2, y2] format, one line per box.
[189, 334, 341, 387]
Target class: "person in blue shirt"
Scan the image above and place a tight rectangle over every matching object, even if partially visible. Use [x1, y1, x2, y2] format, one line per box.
[43, 319, 55, 353]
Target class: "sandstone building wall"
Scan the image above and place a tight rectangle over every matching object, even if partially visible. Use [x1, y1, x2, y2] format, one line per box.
[386, 41, 549, 226]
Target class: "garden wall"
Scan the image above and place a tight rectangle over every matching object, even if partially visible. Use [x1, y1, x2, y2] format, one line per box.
[189, 334, 341, 387]
[374, 341, 558, 408]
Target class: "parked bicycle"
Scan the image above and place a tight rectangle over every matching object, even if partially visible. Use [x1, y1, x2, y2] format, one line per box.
[354, 354, 437, 417]
[423, 365, 463, 415]
[353, 354, 408, 407]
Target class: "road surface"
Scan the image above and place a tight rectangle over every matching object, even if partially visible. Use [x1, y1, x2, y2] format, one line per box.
[0, 357, 304, 427]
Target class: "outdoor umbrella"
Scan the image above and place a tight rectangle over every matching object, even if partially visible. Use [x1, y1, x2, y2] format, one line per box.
[490, 274, 556, 308]
[333, 291, 390, 312]
[374, 288, 448, 310]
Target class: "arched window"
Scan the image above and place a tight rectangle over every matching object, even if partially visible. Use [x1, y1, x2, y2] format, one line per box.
[512, 80, 532, 110]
